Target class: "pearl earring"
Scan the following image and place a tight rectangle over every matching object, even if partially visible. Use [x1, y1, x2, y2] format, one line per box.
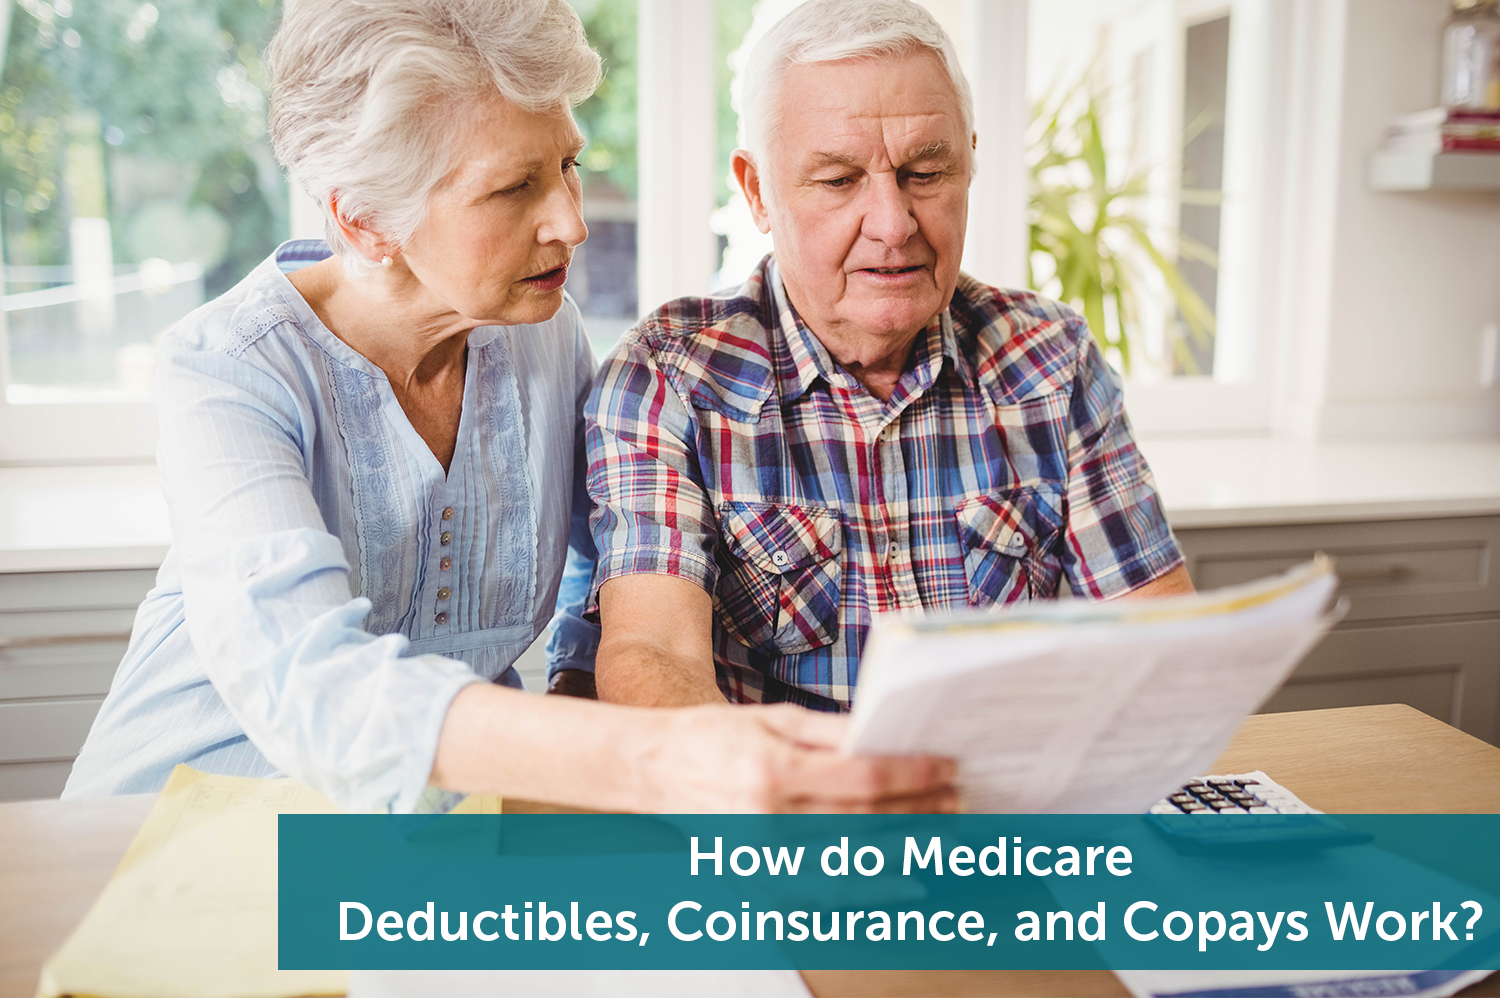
[380, 255, 393, 268]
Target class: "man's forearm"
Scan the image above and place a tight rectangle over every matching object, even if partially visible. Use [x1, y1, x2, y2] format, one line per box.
[595, 574, 722, 707]
[595, 637, 727, 707]
[1117, 562, 1196, 599]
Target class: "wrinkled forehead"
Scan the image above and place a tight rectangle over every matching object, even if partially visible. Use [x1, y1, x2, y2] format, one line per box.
[770, 50, 968, 165]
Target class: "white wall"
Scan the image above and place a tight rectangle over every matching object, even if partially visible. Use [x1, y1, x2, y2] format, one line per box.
[1286, 0, 1500, 439]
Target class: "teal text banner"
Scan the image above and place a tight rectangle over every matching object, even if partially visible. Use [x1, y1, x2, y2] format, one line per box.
[278, 814, 1500, 972]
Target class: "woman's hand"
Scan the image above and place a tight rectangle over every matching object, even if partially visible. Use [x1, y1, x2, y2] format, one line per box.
[632, 703, 959, 813]
[433, 684, 956, 814]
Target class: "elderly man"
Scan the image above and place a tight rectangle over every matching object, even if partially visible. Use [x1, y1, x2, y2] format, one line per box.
[576, 0, 1193, 712]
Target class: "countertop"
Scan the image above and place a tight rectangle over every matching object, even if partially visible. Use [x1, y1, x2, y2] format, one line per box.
[1139, 437, 1500, 528]
[0, 464, 170, 573]
[0, 437, 1497, 572]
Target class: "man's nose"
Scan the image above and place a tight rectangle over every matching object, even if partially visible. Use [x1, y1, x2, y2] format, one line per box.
[539, 178, 589, 248]
[859, 174, 919, 247]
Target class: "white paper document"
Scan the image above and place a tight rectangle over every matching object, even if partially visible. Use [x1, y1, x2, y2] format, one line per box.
[844, 558, 1341, 814]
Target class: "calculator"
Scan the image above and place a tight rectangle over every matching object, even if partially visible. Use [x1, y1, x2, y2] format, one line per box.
[1145, 771, 1371, 852]
[1149, 770, 1318, 815]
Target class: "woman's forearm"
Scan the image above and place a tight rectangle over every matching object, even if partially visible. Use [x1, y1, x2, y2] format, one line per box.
[431, 682, 657, 811]
[429, 683, 962, 814]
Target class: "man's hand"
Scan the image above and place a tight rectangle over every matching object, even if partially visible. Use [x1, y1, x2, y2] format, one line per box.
[596, 574, 725, 707]
[633, 703, 960, 813]
[546, 668, 597, 699]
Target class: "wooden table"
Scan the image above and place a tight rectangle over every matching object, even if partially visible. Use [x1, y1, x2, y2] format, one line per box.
[3, 704, 1498, 998]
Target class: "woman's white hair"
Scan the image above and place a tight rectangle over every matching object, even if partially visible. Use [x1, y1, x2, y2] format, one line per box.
[738, 0, 973, 166]
[267, 0, 601, 268]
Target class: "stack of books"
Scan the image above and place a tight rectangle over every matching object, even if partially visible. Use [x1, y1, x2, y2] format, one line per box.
[1382, 106, 1500, 153]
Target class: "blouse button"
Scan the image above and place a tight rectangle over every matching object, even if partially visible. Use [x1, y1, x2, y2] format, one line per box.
[442, 507, 455, 520]
[434, 611, 449, 625]
[440, 557, 452, 571]
[437, 587, 451, 601]
[440, 531, 452, 545]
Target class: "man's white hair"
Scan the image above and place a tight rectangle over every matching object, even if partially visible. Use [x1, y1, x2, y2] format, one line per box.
[266, 0, 601, 268]
[738, 0, 973, 166]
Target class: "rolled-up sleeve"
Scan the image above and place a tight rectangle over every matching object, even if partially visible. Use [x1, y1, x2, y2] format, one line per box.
[157, 336, 482, 813]
[583, 335, 721, 618]
[1058, 328, 1184, 598]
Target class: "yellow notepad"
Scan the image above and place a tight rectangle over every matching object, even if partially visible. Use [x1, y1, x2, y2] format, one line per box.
[37, 765, 501, 998]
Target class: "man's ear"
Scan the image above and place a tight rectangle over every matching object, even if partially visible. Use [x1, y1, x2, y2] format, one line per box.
[327, 192, 399, 263]
[731, 149, 772, 235]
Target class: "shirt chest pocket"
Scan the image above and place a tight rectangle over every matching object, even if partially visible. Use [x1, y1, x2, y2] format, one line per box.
[714, 501, 843, 656]
[954, 486, 1063, 606]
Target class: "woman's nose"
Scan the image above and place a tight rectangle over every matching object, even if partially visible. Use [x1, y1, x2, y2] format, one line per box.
[540, 179, 589, 248]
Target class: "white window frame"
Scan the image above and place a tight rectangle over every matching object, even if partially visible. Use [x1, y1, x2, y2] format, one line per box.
[0, 0, 230, 463]
[0, 0, 156, 463]
[635, 0, 1319, 439]
[1098, 0, 1325, 438]
[0, 0, 1336, 462]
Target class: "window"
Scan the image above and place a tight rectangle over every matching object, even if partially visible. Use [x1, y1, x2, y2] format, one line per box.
[565, 0, 753, 357]
[566, 0, 639, 359]
[0, 0, 286, 460]
[14, 0, 1279, 457]
[1029, 0, 1294, 434]
[1177, 12, 1230, 376]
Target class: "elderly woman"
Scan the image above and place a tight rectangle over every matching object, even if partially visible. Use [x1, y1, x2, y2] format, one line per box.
[63, 0, 954, 814]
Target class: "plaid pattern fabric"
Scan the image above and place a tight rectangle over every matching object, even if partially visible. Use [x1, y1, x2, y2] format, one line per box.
[585, 257, 1182, 711]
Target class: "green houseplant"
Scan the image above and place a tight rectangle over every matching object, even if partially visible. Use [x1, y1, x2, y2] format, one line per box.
[1027, 86, 1216, 375]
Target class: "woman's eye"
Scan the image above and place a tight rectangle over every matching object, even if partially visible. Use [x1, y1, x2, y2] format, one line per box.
[494, 182, 528, 197]
[563, 159, 580, 173]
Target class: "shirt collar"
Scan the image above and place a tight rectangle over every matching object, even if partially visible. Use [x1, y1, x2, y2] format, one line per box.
[763, 257, 975, 402]
[767, 260, 844, 403]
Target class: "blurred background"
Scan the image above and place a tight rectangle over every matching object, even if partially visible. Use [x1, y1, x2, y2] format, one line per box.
[1, 1, 1498, 799]
[4, 0, 1498, 456]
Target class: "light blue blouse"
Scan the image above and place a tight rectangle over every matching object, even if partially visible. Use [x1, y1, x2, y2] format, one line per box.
[63, 240, 599, 813]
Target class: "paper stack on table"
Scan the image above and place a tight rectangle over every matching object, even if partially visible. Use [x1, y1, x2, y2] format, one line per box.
[844, 557, 1341, 814]
[36, 765, 501, 998]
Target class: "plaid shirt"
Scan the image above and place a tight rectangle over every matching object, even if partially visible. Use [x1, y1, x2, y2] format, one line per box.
[585, 257, 1182, 711]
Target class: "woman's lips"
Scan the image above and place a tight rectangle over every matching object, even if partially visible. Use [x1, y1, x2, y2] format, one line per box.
[523, 264, 568, 292]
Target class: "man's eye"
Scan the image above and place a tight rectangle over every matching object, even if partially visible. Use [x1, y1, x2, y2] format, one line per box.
[822, 176, 853, 188]
[907, 171, 940, 183]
